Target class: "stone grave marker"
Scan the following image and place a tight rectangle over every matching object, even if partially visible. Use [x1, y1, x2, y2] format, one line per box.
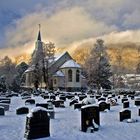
[135, 98, 140, 106]
[98, 101, 110, 111]
[120, 109, 131, 122]
[16, 107, 29, 115]
[0, 106, 5, 115]
[121, 98, 128, 103]
[0, 103, 9, 111]
[81, 105, 100, 132]
[25, 99, 35, 105]
[36, 103, 48, 109]
[24, 107, 50, 139]
[123, 101, 129, 108]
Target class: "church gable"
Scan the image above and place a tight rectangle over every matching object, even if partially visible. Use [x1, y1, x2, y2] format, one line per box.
[48, 52, 72, 75]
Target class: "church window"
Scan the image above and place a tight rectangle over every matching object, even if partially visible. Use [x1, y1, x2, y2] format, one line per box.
[68, 69, 72, 82]
[76, 70, 80, 82]
[54, 79, 57, 85]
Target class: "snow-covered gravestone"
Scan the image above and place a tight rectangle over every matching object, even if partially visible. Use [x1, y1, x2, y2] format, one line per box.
[123, 101, 129, 108]
[81, 105, 100, 132]
[24, 107, 50, 139]
[135, 98, 140, 106]
[120, 109, 131, 122]
[16, 107, 29, 115]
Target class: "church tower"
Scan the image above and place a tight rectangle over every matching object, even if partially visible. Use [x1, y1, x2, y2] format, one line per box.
[31, 24, 45, 65]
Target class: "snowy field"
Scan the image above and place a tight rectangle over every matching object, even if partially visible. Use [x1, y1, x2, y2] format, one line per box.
[0, 94, 140, 140]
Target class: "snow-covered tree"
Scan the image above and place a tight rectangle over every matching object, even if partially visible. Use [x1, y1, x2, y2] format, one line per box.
[85, 39, 112, 92]
[0, 75, 7, 92]
[0, 56, 16, 87]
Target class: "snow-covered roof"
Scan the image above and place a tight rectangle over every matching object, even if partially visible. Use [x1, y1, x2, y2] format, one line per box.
[53, 70, 64, 77]
[24, 65, 35, 73]
[60, 59, 81, 69]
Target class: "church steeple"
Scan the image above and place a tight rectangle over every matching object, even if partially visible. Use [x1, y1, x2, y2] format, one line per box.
[37, 24, 41, 41]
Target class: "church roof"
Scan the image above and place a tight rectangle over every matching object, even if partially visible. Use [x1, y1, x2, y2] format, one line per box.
[53, 70, 65, 77]
[60, 59, 81, 69]
[24, 65, 35, 73]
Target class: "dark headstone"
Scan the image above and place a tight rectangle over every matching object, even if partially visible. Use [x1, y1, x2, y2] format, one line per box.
[120, 109, 131, 122]
[81, 105, 100, 132]
[50, 95, 56, 100]
[79, 95, 87, 101]
[123, 101, 129, 108]
[74, 103, 84, 110]
[99, 101, 110, 111]
[16, 107, 29, 115]
[121, 98, 128, 103]
[96, 95, 101, 99]
[54, 100, 65, 108]
[138, 108, 140, 116]
[43, 95, 49, 99]
[0, 103, 9, 111]
[66, 95, 75, 99]
[69, 99, 78, 106]
[36, 103, 48, 109]
[24, 107, 50, 139]
[98, 97, 106, 102]
[25, 99, 35, 105]
[135, 99, 140, 106]
[0, 107, 5, 115]
[59, 95, 66, 101]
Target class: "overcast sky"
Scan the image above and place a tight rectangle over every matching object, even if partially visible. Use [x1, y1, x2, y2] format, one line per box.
[0, 0, 140, 57]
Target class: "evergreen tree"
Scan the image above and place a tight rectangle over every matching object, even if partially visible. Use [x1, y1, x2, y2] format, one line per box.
[86, 39, 112, 92]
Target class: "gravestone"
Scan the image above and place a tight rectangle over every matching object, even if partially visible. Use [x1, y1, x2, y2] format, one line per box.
[121, 98, 128, 103]
[25, 99, 35, 105]
[59, 95, 66, 101]
[135, 98, 140, 106]
[24, 107, 50, 139]
[74, 103, 84, 110]
[95, 95, 101, 99]
[81, 105, 100, 132]
[43, 95, 49, 99]
[50, 95, 56, 100]
[0, 106, 5, 115]
[120, 109, 131, 122]
[79, 95, 87, 101]
[98, 97, 106, 102]
[66, 95, 75, 99]
[138, 108, 140, 116]
[123, 101, 129, 108]
[0, 98, 11, 104]
[0, 103, 9, 111]
[98, 101, 110, 111]
[36, 103, 48, 109]
[69, 99, 78, 106]
[16, 107, 29, 115]
[54, 100, 65, 108]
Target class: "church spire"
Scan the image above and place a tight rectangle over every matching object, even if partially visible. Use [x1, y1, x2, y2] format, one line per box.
[37, 24, 41, 41]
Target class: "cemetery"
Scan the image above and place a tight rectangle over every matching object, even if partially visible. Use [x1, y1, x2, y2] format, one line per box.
[0, 89, 140, 140]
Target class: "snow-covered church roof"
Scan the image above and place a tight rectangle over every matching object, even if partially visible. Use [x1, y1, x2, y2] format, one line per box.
[53, 70, 65, 77]
[24, 65, 35, 73]
[60, 59, 81, 69]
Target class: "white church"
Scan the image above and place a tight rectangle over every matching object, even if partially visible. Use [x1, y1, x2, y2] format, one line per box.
[24, 27, 87, 91]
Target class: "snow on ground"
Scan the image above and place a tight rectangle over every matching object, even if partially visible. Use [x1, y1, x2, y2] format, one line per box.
[0, 95, 140, 140]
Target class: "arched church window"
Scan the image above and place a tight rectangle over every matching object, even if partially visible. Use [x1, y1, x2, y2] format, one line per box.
[68, 69, 72, 82]
[76, 70, 80, 82]
[54, 79, 57, 85]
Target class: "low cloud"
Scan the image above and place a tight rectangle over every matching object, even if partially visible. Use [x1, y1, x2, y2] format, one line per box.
[0, 7, 117, 59]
